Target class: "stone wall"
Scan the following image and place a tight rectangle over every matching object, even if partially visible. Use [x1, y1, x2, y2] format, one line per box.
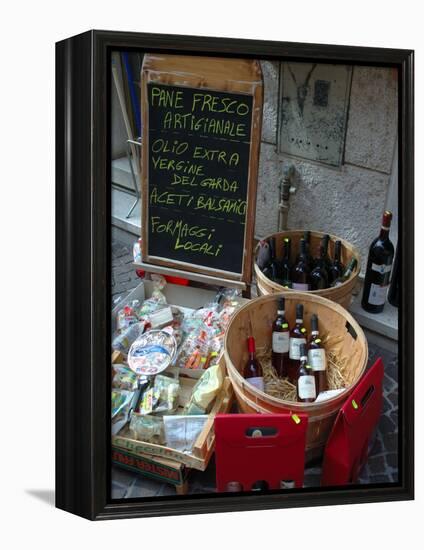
[255, 62, 398, 271]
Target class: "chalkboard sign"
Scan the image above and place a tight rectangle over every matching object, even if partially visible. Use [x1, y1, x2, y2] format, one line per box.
[141, 55, 263, 283]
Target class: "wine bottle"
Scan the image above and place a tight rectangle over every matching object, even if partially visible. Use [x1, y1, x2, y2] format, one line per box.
[328, 240, 344, 285]
[331, 257, 357, 287]
[321, 234, 332, 272]
[226, 481, 243, 492]
[297, 231, 313, 269]
[307, 314, 327, 394]
[271, 297, 290, 377]
[361, 211, 395, 313]
[310, 242, 329, 290]
[262, 237, 281, 283]
[243, 337, 264, 391]
[280, 480, 296, 489]
[251, 480, 269, 491]
[280, 237, 292, 287]
[292, 239, 310, 291]
[296, 343, 317, 403]
[388, 244, 399, 308]
[287, 304, 307, 383]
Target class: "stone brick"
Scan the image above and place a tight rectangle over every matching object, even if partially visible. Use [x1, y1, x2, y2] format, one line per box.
[111, 481, 128, 499]
[378, 414, 396, 435]
[368, 455, 386, 474]
[387, 390, 398, 409]
[381, 432, 398, 453]
[345, 66, 398, 174]
[369, 474, 391, 484]
[111, 466, 137, 487]
[383, 373, 397, 393]
[115, 274, 131, 285]
[127, 475, 166, 498]
[370, 436, 383, 456]
[390, 411, 398, 427]
[383, 396, 392, 414]
[112, 244, 129, 259]
[385, 360, 398, 382]
[386, 453, 398, 469]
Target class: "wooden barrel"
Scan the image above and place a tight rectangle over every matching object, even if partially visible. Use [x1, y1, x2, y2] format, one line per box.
[254, 230, 361, 309]
[224, 292, 368, 461]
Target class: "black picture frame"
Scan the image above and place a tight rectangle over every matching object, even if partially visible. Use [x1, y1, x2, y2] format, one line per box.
[56, 30, 414, 520]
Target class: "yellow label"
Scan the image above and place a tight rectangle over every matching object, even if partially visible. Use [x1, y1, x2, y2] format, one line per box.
[352, 399, 359, 410]
[292, 414, 301, 424]
[282, 323, 289, 329]
[315, 338, 322, 344]
[301, 328, 306, 333]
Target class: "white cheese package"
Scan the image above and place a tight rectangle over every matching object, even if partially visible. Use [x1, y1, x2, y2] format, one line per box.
[184, 364, 223, 414]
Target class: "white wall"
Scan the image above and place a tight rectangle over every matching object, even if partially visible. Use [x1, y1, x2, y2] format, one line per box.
[256, 62, 398, 271]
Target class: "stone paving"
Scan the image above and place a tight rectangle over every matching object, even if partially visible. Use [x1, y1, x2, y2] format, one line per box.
[111, 238, 399, 498]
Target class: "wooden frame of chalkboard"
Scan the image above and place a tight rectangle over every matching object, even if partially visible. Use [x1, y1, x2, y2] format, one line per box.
[56, 30, 414, 520]
[139, 55, 263, 289]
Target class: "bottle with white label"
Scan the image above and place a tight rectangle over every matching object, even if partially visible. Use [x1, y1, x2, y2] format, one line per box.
[296, 343, 317, 403]
[287, 304, 307, 383]
[271, 297, 290, 377]
[307, 314, 327, 395]
[243, 336, 264, 392]
[361, 210, 395, 313]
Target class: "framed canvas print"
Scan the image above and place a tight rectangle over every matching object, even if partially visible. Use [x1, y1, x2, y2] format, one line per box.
[55, 30, 414, 520]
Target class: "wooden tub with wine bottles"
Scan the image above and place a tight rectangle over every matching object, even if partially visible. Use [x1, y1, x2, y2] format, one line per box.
[254, 230, 361, 309]
[224, 292, 368, 462]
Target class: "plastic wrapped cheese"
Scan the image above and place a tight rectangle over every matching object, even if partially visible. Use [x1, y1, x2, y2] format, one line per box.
[184, 364, 223, 414]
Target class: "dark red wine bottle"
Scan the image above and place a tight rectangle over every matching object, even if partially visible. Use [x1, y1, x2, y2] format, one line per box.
[244, 337, 264, 391]
[280, 237, 292, 287]
[328, 240, 344, 285]
[292, 239, 310, 291]
[262, 237, 281, 283]
[361, 211, 394, 313]
[321, 234, 332, 272]
[310, 242, 329, 290]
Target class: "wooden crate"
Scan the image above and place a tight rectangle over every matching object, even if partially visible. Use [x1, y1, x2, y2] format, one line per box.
[112, 447, 190, 494]
[112, 372, 234, 471]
